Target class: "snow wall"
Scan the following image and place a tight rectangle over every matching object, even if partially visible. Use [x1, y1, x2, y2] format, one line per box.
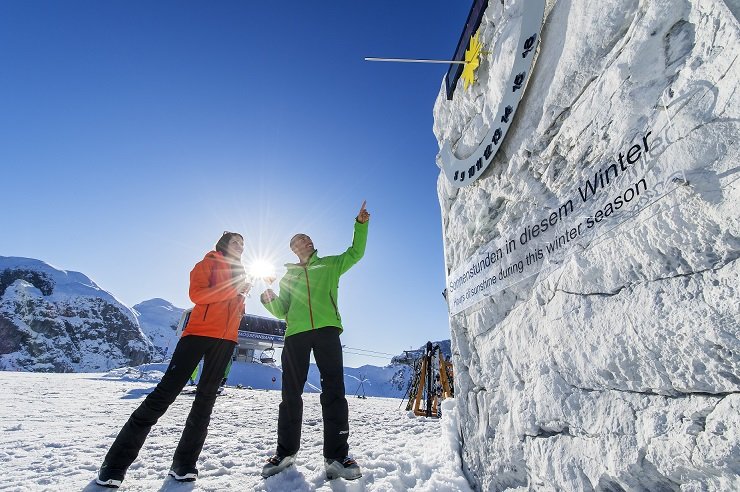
[433, 1, 739, 490]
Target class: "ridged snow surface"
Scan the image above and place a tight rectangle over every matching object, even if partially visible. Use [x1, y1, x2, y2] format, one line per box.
[434, 0, 739, 490]
[0, 371, 471, 491]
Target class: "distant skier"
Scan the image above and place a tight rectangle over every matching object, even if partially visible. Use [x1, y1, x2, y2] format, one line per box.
[259, 201, 369, 480]
[96, 232, 251, 488]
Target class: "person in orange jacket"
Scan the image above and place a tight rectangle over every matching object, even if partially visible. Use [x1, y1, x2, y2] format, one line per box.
[96, 232, 251, 488]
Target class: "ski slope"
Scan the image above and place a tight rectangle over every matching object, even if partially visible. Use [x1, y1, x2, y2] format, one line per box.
[0, 371, 471, 491]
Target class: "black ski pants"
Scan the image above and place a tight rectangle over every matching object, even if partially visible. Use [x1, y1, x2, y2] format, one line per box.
[102, 335, 236, 470]
[277, 326, 349, 460]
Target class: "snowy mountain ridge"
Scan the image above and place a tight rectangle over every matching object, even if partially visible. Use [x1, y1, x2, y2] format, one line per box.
[0, 256, 154, 372]
[0, 256, 438, 400]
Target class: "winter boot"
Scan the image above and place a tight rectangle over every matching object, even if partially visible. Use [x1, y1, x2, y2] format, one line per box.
[168, 463, 198, 482]
[96, 463, 126, 488]
[261, 454, 296, 478]
[324, 456, 362, 480]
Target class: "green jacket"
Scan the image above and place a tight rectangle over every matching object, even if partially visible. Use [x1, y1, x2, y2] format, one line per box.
[263, 220, 368, 337]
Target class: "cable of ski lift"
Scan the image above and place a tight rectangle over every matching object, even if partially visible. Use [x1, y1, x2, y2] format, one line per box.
[341, 350, 391, 360]
[341, 345, 396, 357]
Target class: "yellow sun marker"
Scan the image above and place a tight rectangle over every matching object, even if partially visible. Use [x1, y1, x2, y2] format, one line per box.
[461, 31, 483, 90]
[363, 30, 488, 92]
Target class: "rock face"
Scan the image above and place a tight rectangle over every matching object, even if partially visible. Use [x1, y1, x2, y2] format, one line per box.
[433, 0, 739, 490]
[0, 257, 154, 372]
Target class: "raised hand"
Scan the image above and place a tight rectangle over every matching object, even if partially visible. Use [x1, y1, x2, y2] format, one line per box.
[356, 200, 370, 224]
[237, 279, 252, 297]
[261, 289, 277, 303]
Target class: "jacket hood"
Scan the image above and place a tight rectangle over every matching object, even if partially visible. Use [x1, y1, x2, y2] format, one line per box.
[205, 250, 246, 268]
[204, 250, 223, 260]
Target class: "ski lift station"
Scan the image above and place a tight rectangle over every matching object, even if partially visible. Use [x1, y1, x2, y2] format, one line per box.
[235, 314, 286, 363]
[177, 310, 286, 364]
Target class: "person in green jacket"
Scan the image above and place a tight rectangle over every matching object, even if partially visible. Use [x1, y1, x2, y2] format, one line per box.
[259, 201, 369, 481]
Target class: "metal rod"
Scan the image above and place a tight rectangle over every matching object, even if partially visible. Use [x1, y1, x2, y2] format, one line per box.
[365, 57, 466, 65]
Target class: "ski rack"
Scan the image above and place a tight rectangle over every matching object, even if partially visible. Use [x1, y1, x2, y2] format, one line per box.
[405, 341, 454, 417]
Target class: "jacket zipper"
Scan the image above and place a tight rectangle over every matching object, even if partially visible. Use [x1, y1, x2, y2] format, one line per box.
[329, 292, 339, 319]
[303, 266, 315, 329]
[221, 298, 233, 340]
[212, 262, 236, 340]
[202, 305, 209, 321]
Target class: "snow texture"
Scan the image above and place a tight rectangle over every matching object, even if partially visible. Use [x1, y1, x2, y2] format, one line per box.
[0, 371, 471, 491]
[434, 0, 739, 490]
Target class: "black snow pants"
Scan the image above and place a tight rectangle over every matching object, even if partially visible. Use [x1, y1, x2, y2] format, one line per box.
[277, 326, 349, 460]
[102, 335, 236, 470]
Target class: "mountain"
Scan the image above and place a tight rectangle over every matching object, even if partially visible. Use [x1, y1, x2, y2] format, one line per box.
[0, 254, 448, 400]
[0, 257, 154, 372]
[133, 298, 184, 360]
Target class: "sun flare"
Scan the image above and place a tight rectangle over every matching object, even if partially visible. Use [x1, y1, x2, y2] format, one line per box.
[249, 259, 276, 282]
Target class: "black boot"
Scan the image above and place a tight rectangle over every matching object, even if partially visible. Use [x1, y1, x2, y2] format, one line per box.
[96, 462, 126, 488]
[169, 463, 198, 482]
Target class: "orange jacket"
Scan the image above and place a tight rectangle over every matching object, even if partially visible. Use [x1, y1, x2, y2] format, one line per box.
[182, 251, 245, 342]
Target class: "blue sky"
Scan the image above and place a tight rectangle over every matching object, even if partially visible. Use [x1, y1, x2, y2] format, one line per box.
[0, 1, 471, 367]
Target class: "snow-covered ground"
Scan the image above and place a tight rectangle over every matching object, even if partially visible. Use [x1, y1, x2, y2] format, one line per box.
[0, 371, 471, 491]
